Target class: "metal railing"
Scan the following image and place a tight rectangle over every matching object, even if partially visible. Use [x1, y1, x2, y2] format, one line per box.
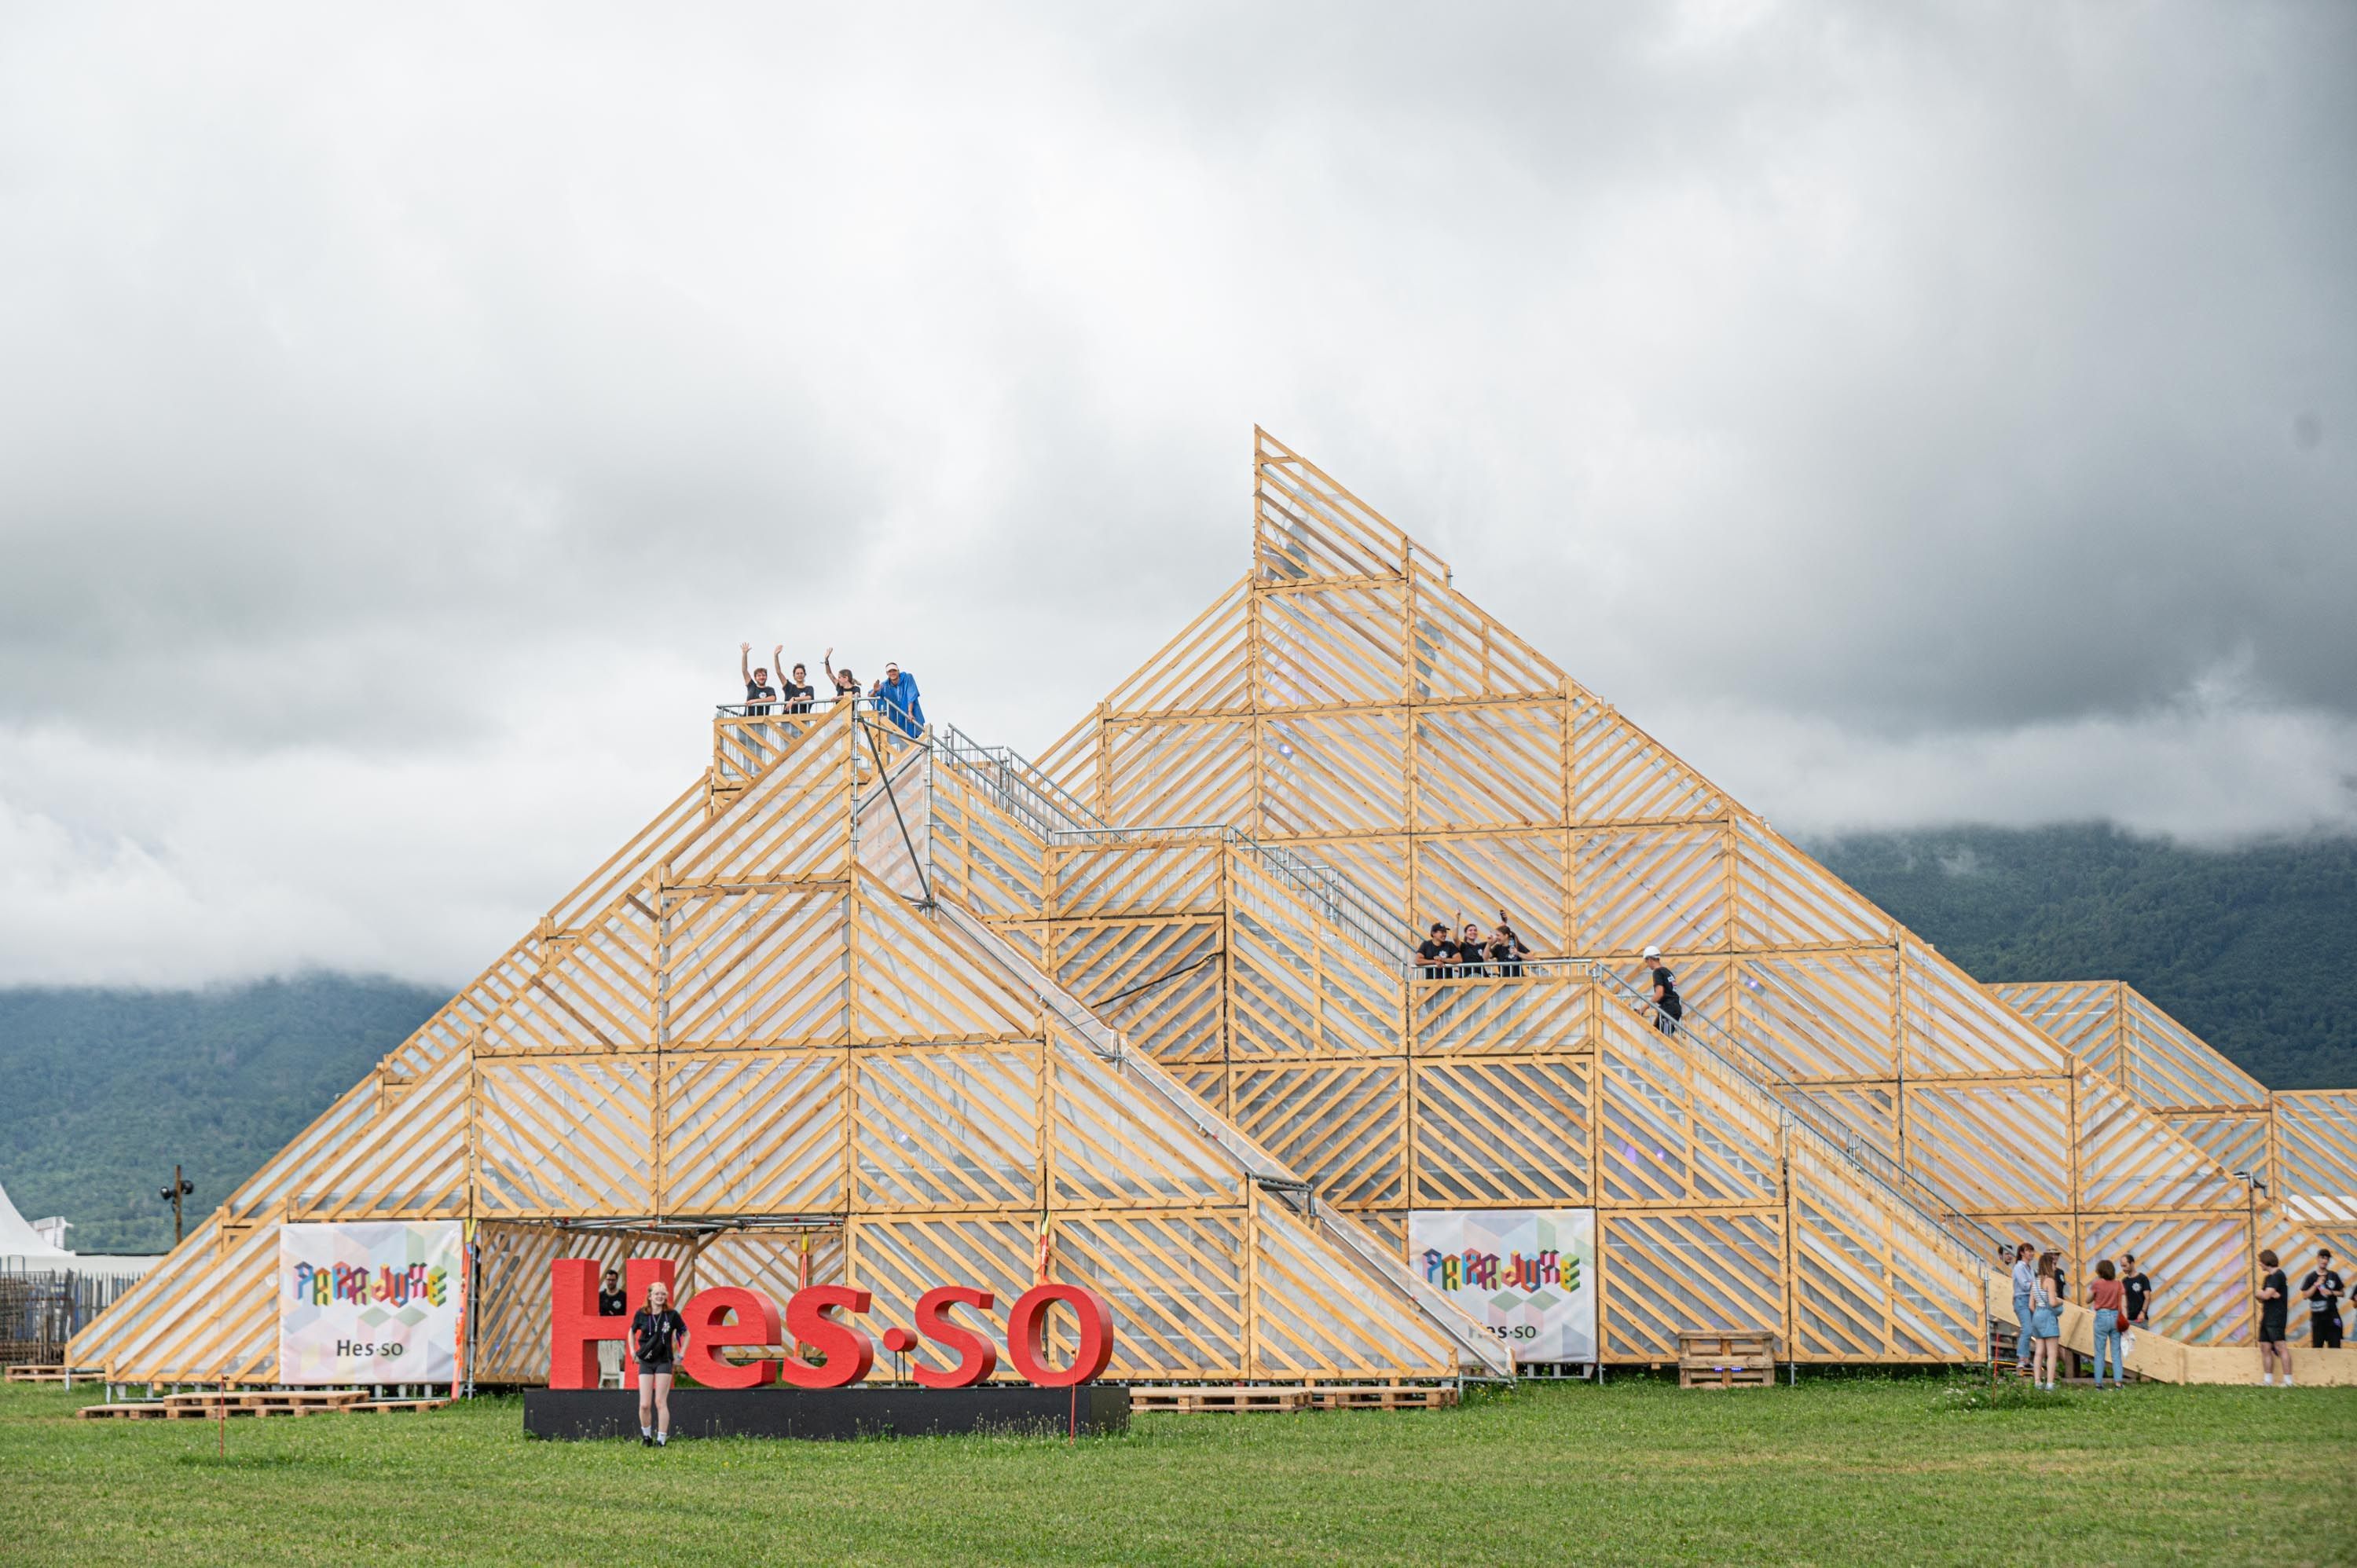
[1582, 964, 2011, 1265]
[924, 721, 1410, 958]
[711, 697, 2011, 1273]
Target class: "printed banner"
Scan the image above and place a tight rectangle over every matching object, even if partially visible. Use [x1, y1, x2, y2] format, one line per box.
[1408, 1208, 1596, 1363]
[278, 1221, 464, 1384]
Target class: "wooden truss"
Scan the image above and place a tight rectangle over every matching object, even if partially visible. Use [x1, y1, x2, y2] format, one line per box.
[1997, 981, 2357, 1261]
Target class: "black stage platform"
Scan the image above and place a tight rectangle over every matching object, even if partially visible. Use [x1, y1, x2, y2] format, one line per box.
[524, 1384, 1131, 1441]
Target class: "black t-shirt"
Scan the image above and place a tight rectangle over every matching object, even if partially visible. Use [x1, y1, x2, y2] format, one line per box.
[2121, 1271, 2151, 1320]
[597, 1288, 628, 1318]
[783, 682, 816, 713]
[1651, 965, 1682, 1017]
[1417, 939, 1450, 971]
[745, 680, 775, 716]
[632, 1306, 687, 1364]
[1454, 940, 1486, 971]
[2302, 1267, 2345, 1312]
[2260, 1270, 2289, 1329]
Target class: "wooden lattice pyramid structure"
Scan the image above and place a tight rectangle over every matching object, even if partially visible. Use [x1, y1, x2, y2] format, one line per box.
[1007, 429, 2339, 1353]
[73, 430, 2351, 1384]
[71, 702, 1509, 1386]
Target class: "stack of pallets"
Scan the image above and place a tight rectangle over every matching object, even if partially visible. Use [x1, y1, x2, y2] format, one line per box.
[4, 1365, 99, 1384]
[1129, 1385, 1314, 1412]
[1129, 1383, 1457, 1412]
[75, 1388, 449, 1420]
[1676, 1332, 1777, 1390]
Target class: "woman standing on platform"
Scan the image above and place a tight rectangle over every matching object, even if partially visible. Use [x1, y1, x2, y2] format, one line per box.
[1457, 921, 1488, 979]
[823, 647, 860, 707]
[633, 1280, 690, 1447]
[2030, 1251, 2064, 1390]
[1488, 911, 1530, 978]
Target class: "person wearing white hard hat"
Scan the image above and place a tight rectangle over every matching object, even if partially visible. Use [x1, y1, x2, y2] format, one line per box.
[1640, 945, 1682, 1036]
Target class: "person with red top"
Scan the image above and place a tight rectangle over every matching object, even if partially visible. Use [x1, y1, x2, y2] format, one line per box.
[2087, 1258, 2129, 1388]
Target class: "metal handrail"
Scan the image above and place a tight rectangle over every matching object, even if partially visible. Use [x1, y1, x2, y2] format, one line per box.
[1582, 964, 2011, 1263]
[922, 720, 1409, 958]
[721, 698, 2009, 1272]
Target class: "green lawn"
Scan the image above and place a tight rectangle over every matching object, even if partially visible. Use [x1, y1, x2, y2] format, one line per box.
[3, 1376, 2352, 1566]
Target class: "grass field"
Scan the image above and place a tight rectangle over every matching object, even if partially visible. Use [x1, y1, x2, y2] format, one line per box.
[4, 1376, 2352, 1566]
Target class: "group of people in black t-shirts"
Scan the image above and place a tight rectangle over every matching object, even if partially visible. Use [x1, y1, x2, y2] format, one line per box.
[2010, 1241, 2345, 1389]
[739, 643, 926, 738]
[2257, 1244, 2345, 1386]
[1414, 911, 1533, 980]
[1409, 924, 1688, 1036]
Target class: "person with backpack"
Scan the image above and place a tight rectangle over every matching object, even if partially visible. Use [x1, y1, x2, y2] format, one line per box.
[633, 1280, 690, 1446]
[1642, 945, 1682, 1036]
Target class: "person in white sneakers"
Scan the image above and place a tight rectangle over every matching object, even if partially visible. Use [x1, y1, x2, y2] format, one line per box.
[2256, 1249, 2292, 1386]
[2030, 1251, 2064, 1389]
[632, 1280, 690, 1444]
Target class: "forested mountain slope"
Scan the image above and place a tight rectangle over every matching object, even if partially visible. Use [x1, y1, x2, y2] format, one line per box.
[0, 976, 444, 1253]
[1814, 825, 2355, 1090]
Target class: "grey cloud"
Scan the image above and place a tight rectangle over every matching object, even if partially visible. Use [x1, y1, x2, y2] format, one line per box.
[0, 2, 2352, 984]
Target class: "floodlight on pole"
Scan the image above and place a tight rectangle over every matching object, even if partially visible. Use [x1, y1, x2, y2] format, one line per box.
[159, 1165, 195, 1247]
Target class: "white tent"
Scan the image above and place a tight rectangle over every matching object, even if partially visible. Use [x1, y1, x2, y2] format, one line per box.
[0, 1178, 75, 1265]
[0, 1177, 159, 1280]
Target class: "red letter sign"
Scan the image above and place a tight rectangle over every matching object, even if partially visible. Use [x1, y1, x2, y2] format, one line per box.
[1005, 1283, 1116, 1387]
[778, 1285, 876, 1388]
[911, 1287, 998, 1389]
[680, 1286, 781, 1389]
[548, 1256, 675, 1390]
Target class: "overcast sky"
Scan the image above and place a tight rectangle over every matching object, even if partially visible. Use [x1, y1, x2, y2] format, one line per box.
[2, 2, 2352, 987]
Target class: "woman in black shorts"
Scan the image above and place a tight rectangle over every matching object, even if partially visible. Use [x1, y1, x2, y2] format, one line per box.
[632, 1280, 689, 1446]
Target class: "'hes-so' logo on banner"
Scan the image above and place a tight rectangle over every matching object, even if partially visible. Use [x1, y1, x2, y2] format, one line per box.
[546, 1258, 1116, 1390]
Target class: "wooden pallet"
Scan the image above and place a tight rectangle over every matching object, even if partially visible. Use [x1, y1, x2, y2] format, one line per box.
[5, 1365, 99, 1383]
[1303, 1384, 1458, 1410]
[1128, 1385, 1315, 1412]
[1677, 1331, 1777, 1391]
[76, 1390, 440, 1420]
[344, 1399, 450, 1414]
[161, 1389, 369, 1413]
